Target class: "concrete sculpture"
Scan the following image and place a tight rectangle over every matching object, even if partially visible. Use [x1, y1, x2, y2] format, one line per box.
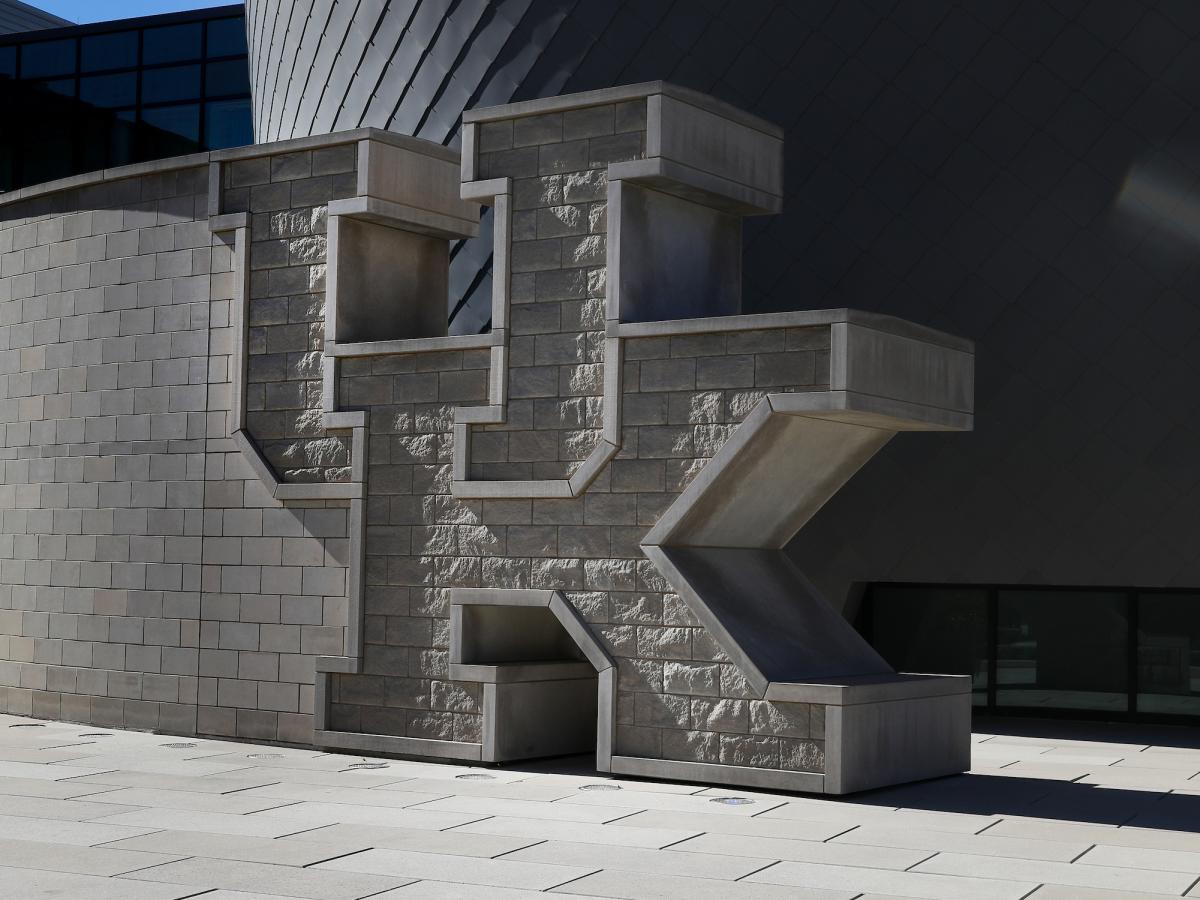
[0, 83, 973, 793]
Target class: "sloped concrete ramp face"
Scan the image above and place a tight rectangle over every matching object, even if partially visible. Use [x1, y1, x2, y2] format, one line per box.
[641, 325, 976, 793]
[658, 547, 893, 685]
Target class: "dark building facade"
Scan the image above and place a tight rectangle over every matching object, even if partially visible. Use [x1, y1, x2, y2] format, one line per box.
[0, 3, 251, 192]
[0, 0, 68, 36]
[243, 0, 1200, 723]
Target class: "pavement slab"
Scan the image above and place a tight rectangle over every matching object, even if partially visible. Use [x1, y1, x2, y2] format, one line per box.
[121, 856, 413, 899]
[314, 846, 599, 890]
[0, 716, 1197, 900]
[0, 865, 205, 900]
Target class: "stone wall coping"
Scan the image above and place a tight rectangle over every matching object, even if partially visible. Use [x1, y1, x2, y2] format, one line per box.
[326, 332, 497, 358]
[763, 673, 972, 706]
[612, 308, 975, 354]
[463, 80, 783, 139]
[610, 755, 825, 793]
[0, 127, 457, 211]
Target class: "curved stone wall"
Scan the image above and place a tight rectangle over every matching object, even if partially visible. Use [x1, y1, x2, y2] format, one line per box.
[0, 145, 357, 742]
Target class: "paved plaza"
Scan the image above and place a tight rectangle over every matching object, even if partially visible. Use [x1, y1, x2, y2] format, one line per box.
[0, 713, 1198, 899]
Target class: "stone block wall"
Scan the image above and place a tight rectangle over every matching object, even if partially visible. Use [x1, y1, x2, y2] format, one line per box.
[471, 100, 646, 481]
[0, 139, 357, 744]
[228, 146, 358, 484]
[328, 322, 830, 772]
[321, 93, 830, 776]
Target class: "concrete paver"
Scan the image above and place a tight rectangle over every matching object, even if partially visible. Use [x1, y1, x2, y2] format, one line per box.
[124, 856, 413, 898]
[0, 714, 1199, 900]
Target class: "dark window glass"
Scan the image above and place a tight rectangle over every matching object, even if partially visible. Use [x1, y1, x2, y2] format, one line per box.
[142, 103, 200, 141]
[141, 64, 200, 104]
[0, 46, 15, 78]
[142, 23, 201, 65]
[19, 127, 74, 186]
[997, 590, 1128, 712]
[1138, 593, 1200, 716]
[21, 39, 76, 79]
[80, 106, 135, 172]
[203, 97, 253, 148]
[867, 586, 989, 705]
[80, 72, 136, 108]
[33, 78, 76, 99]
[81, 31, 138, 72]
[205, 58, 248, 97]
[0, 141, 13, 192]
[207, 17, 247, 57]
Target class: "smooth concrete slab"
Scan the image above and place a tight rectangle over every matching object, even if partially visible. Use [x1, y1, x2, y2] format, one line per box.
[0, 793, 139, 821]
[828, 823, 1091, 862]
[405, 794, 639, 823]
[0, 813, 157, 846]
[62, 771, 282, 793]
[612, 808, 856, 842]
[103, 829, 362, 866]
[0, 866, 204, 900]
[0, 836, 183, 876]
[913, 851, 1198, 894]
[505, 838, 769, 880]
[77, 786, 298, 814]
[568, 784, 786, 816]
[239, 782, 447, 808]
[1080, 844, 1200, 874]
[94, 808, 322, 838]
[0, 775, 125, 799]
[366, 883, 611, 900]
[665, 832, 936, 870]
[744, 860, 1038, 900]
[315, 847, 599, 890]
[250, 800, 486, 830]
[280, 821, 540, 858]
[123, 857, 413, 899]
[550, 868, 856, 900]
[451, 815, 703, 849]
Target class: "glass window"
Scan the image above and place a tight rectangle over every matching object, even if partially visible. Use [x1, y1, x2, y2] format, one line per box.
[0, 46, 15, 78]
[997, 590, 1128, 712]
[203, 97, 253, 148]
[19, 128, 74, 186]
[141, 64, 200, 104]
[80, 72, 136, 108]
[81, 31, 138, 72]
[205, 58, 247, 97]
[867, 586, 990, 706]
[1138, 593, 1200, 716]
[207, 17, 247, 57]
[142, 103, 200, 142]
[142, 23, 202, 65]
[20, 39, 76, 79]
[80, 106, 136, 171]
[33, 78, 76, 99]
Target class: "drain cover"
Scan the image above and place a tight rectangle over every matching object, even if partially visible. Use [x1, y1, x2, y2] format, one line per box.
[247, 753, 282, 760]
[160, 742, 196, 749]
[455, 772, 494, 781]
[710, 796, 754, 805]
[346, 762, 388, 769]
[78, 733, 111, 737]
[9, 723, 45, 728]
[579, 783, 622, 791]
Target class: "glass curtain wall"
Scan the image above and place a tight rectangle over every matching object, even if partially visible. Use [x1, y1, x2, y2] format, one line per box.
[859, 584, 1200, 722]
[0, 8, 251, 191]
